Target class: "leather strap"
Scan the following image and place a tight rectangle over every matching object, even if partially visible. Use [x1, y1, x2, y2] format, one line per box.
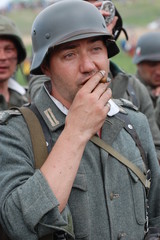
[18, 107, 48, 169]
[90, 135, 151, 190]
[116, 112, 148, 169]
[29, 104, 53, 153]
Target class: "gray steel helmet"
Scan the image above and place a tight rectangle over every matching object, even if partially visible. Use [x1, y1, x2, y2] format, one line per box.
[0, 15, 26, 64]
[53, 0, 129, 41]
[30, 0, 119, 75]
[133, 31, 160, 64]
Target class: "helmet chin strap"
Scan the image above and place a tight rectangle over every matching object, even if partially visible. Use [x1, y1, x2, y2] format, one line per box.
[114, 26, 129, 41]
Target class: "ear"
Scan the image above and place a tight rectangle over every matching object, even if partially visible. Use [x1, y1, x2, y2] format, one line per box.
[41, 64, 51, 77]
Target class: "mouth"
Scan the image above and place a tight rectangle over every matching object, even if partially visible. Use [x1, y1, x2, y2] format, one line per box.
[80, 77, 91, 86]
[0, 66, 9, 72]
[80, 72, 97, 86]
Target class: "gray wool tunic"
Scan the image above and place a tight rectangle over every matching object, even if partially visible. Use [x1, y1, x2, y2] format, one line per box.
[0, 82, 160, 240]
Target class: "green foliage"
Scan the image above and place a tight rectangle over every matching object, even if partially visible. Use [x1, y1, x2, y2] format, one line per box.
[15, 66, 28, 86]
[112, 0, 160, 27]
[5, 9, 37, 36]
[112, 45, 137, 74]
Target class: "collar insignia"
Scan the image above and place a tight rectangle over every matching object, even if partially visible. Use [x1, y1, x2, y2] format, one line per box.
[44, 108, 59, 127]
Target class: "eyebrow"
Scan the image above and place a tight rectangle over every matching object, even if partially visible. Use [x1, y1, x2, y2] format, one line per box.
[56, 37, 104, 52]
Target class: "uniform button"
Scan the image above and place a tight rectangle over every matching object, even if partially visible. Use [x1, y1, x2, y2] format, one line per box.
[118, 232, 127, 239]
[15, 110, 19, 113]
[128, 124, 133, 129]
[110, 192, 120, 200]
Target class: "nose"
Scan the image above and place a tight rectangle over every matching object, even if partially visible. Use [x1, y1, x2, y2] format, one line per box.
[0, 49, 7, 60]
[79, 53, 96, 74]
[155, 63, 160, 74]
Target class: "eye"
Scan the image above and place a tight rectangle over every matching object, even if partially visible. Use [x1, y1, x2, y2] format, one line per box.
[148, 62, 156, 67]
[64, 52, 76, 60]
[5, 47, 15, 53]
[93, 46, 102, 51]
[91, 45, 103, 54]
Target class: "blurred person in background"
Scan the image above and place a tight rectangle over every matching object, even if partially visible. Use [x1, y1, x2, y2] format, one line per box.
[155, 97, 160, 129]
[133, 32, 160, 107]
[0, 15, 28, 110]
[133, 31, 160, 129]
[28, 0, 160, 163]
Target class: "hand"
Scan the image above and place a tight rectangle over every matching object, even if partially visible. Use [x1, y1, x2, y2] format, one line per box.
[65, 71, 112, 142]
[92, 1, 118, 35]
[107, 16, 118, 34]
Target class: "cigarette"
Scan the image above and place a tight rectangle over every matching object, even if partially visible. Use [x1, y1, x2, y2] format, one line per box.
[99, 70, 106, 83]
[99, 70, 111, 83]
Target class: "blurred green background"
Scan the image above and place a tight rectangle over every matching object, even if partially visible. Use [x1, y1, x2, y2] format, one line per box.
[1, 0, 160, 85]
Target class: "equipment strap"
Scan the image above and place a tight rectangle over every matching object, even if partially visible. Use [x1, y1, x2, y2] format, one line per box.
[116, 112, 148, 169]
[18, 107, 48, 169]
[90, 135, 151, 190]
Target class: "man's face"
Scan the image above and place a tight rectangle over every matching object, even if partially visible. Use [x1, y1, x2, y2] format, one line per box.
[137, 61, 160, 87]
[43, 37, 109, 108]
[0, 38, 18, 82]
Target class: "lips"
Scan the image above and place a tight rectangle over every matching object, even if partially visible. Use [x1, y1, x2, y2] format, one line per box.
[0, 66, 9, 70]
[0, 66, 9, 75]
[81, 77, 91, 85]
[80, 73, 97, 85]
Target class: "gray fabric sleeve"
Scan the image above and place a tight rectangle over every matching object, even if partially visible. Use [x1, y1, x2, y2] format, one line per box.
[0, 116, 74, 239]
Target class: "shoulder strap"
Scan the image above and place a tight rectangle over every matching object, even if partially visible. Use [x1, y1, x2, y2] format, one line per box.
[18, 106, 48, 169]
[29, 104, 53, 153]
[90, 135, 151, 191]
[116, 112, 148, 169]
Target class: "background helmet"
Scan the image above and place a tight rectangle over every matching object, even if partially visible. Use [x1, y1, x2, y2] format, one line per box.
[30, 0, 119, 75]
[0, 15, 26, 64]
[133, 31, 160, 64]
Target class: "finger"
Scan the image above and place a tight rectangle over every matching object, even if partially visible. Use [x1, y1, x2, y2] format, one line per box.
[99, 87, 112, 106]
[107, 16, 118, 33]
[83, 70, 109, 93]
[93, 2, 102, 8]
[100, 10, 110, 17]
[105, 101, 111, 112]
[92, 82, 109, 101]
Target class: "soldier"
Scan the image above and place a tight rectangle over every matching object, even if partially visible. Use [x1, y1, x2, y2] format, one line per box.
[28, 0, 160, 162]
[133, 31, 160, 129]
[0, 15, 28, 110]
[0, 1, 160, 239]
[133, 31, 160, 107]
